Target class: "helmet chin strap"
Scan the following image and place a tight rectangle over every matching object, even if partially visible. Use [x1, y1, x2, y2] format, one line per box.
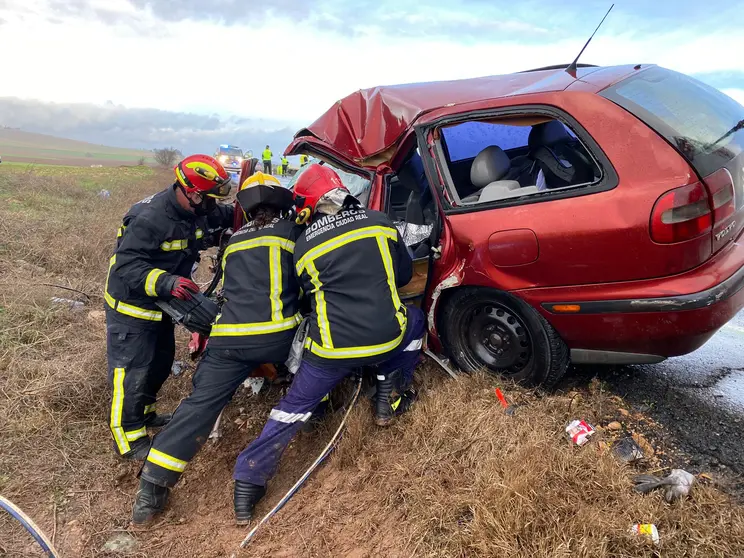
[178, 183, 211, 215]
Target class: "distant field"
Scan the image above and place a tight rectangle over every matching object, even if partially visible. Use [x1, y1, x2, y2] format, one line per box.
[0, 128, 154, 167]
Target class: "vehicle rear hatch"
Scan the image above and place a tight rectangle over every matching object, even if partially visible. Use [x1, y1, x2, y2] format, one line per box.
[601, 67, 744, 256]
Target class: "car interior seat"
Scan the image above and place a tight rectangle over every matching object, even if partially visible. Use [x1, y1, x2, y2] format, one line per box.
[463, 145, 522, 203]
[397, 157, 427, 226]
[528, 121, 595, 189]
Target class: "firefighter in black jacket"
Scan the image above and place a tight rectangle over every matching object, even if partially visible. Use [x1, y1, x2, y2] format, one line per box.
[106, 154, 233, 460]
[231, 164, 426, 523]
[131, 172, 303, 525]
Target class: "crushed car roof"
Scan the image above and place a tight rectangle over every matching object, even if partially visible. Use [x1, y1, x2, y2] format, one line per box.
[286, 64, 642, 168]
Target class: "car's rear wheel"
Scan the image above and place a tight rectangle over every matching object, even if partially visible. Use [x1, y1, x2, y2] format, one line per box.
[440, 288, 568, 387]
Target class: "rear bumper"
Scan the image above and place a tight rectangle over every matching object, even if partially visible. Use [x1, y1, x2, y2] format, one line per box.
[517, 237, 744, 358]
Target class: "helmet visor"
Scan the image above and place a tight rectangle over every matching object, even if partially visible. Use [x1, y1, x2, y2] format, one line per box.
[205, 177, 232, 198]
[192, 165, 232, 198]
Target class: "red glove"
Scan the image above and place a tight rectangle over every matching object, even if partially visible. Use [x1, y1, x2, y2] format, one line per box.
[160, 276, 200, 301]
[188, 333, 208, 360]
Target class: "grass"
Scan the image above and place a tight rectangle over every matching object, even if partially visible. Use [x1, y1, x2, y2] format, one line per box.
[0, 128, 153, 166]
[0, 167, 743, 557]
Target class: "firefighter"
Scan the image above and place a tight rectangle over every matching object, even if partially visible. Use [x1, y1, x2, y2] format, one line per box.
[231, 164, 425, 524]
[281, 155, 289, 177]
[131, 172, 303, 525]
[262, 145, 273, 176]
[106, 154, 233, 461]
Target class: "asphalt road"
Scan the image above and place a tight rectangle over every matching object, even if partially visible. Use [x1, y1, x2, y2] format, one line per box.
[576, 310, 744, 492]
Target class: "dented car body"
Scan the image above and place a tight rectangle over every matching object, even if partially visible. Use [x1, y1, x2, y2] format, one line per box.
[286, 64, 744, 385]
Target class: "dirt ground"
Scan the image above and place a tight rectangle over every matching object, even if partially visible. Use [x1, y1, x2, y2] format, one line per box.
[2, 166, 744, 557]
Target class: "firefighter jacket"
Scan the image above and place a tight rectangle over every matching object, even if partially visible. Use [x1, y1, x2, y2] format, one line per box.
[105, 184, 234, 322]
[294, 206, 413, 367]
[208, 217, 304, 351]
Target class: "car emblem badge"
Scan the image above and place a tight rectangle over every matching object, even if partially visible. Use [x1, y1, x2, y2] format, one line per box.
[715, 221, 736, 241]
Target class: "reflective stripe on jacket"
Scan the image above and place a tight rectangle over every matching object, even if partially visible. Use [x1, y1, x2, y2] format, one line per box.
[208, 217, 303, 349]
[105, 185, 233, 321]
[294, 206, 413, 367]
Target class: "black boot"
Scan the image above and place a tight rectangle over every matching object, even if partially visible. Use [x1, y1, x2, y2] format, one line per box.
[132, 478, 169, 525]
[117, 436, 151, 461]
[375, 370, 417, 427]
[144, 413, 172, 428]
[233, 481, 266, 525]
[302, 395, 330, 432]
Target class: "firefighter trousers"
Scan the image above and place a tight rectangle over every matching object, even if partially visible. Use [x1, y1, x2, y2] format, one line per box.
[233, 305, 426, 486]
[140, 345, 288, 488]
[106, 309, 175, 456]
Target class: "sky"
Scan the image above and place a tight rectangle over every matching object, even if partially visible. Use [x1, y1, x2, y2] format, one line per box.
[1, 0, 743, 157]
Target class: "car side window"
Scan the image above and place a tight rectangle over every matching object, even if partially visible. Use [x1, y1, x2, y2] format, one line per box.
[437, 116, 601, 206]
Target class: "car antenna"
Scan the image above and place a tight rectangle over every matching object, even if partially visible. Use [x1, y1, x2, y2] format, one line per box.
[565, 4, 614, 78]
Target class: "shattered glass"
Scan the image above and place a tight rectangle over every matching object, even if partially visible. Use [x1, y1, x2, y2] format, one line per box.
[394, 221, 433, 247]
[287, 162, 371, 206]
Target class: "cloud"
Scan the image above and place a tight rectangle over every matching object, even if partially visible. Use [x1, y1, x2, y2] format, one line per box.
[722, 89, 744, 107]
[0, 97, 296, 155]
[128, 0, 320, 25]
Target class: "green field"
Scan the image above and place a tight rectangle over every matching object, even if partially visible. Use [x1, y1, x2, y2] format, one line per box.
[0, 128, 154, 167]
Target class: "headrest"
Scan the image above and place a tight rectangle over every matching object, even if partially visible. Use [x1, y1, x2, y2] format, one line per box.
[470, 146, 511, 188]
[528, 121, 572, 150]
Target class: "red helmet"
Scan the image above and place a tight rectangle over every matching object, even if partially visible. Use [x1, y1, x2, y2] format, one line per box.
[174, 154, 232, 198]
[293, 163, 348, 223]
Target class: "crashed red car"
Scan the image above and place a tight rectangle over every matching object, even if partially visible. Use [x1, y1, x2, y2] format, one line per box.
[284, 64, 744, 386]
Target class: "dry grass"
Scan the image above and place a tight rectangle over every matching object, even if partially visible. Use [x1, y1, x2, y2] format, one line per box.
[1, 166, 744, 557]
[240, 372, 744, 558]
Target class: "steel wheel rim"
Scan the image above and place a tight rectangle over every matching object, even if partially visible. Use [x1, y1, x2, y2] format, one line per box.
[466, 303, 532, 374]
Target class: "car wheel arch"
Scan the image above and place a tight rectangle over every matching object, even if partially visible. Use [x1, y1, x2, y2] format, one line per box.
[435, 285, 569, 387]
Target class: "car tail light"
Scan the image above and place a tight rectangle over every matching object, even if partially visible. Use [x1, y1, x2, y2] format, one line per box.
[705, 168, 736, 223]
[650, 182, 712, 244]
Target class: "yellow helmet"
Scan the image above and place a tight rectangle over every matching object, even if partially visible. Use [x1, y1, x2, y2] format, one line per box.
[236, 171, 293, 218]
[239, 171, 281, 191]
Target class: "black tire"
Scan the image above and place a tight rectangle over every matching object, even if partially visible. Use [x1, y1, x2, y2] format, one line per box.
[440, 288, 568, 388]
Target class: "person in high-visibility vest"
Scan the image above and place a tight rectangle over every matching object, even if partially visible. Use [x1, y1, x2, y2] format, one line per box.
[262, 145, 272, 175]
[281, 156, 289, 176]
[299, 154, 309, 166]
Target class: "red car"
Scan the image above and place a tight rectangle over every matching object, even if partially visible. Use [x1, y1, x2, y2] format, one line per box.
[284, 64, 744, 386]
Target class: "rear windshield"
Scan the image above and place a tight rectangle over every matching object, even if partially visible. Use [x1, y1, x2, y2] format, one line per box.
[601, 66, 744, 177]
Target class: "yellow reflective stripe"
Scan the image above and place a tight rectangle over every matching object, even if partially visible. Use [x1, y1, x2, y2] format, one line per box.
[112, 300, 162, 321]
[144, 268, 166, 297]
[117, 225, 126, 238]
[144, 404, 156, 414]
[105, 255, 116, 304]
[210, 313, 301, 336]
[222, 236, 295, 267]
[196, 228, 204, 239]
[106, 254, 162, 321]
[295, 226, 397, 273]
[307, 328, 406, 360]
[306, 261, 333, 348]
[376, 236, 406, 329]
[125, 427, 147, 442]
[110, 367, 130, 454]
[160, 239, 188, 251]
[147, 448, 187, 472]
[320, 394, 330, 402]
[269, 246, 283, 322]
